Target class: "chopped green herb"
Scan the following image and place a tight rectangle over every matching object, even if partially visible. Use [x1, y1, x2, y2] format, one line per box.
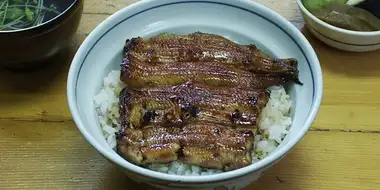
[0, 0, 60, 31]
[24, 7, 33, 21]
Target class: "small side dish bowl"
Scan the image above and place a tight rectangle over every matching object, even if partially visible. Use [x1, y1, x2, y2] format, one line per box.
[67, 0, 323, 189]
[297, 0, 380, 52]
[0, 0, 83, 70]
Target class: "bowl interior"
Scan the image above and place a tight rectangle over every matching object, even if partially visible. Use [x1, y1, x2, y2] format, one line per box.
[69, 0, 320, 182]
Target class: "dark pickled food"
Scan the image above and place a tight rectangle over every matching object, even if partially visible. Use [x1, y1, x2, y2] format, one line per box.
[302, 0, 348, 11]
[354, 0, 380, 19]
[312, 4, 380, 31]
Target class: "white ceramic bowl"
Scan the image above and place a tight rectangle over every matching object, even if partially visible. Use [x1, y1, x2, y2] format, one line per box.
[297, 0, 380, 52]
[67, 0, 323, 189]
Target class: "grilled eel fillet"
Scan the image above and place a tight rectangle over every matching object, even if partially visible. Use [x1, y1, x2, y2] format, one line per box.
[116, 32, 302, 171]
[117, 122, 255, 171]
[117, 83, 267, 171]
[119, 82, 269, 128]
[120, 32, 301, 88]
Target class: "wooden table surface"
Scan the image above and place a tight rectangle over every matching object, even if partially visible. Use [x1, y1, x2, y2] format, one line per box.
[1, 0, 380, 189]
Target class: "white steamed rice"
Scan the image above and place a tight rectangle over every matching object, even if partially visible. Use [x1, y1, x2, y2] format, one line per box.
[94, 70, 292, 176]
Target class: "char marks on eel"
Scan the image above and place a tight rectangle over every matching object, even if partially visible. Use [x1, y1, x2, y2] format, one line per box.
[116, 32, 301, 171]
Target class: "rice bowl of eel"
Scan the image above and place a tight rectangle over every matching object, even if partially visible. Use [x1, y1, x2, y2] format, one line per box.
[67, 0, 323, 189]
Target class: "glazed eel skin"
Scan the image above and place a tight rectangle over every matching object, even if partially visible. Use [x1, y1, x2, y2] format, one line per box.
[116, 32, 301, 171]
[119, 82, 269, 128]
[117, 82, 265, 170]
[120, 32, 301, 89]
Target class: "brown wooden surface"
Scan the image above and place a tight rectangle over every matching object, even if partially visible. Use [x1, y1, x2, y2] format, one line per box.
[1, 0, 380, 189]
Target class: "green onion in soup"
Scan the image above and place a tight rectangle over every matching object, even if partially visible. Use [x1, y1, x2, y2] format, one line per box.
[0, 0, 75, 31]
